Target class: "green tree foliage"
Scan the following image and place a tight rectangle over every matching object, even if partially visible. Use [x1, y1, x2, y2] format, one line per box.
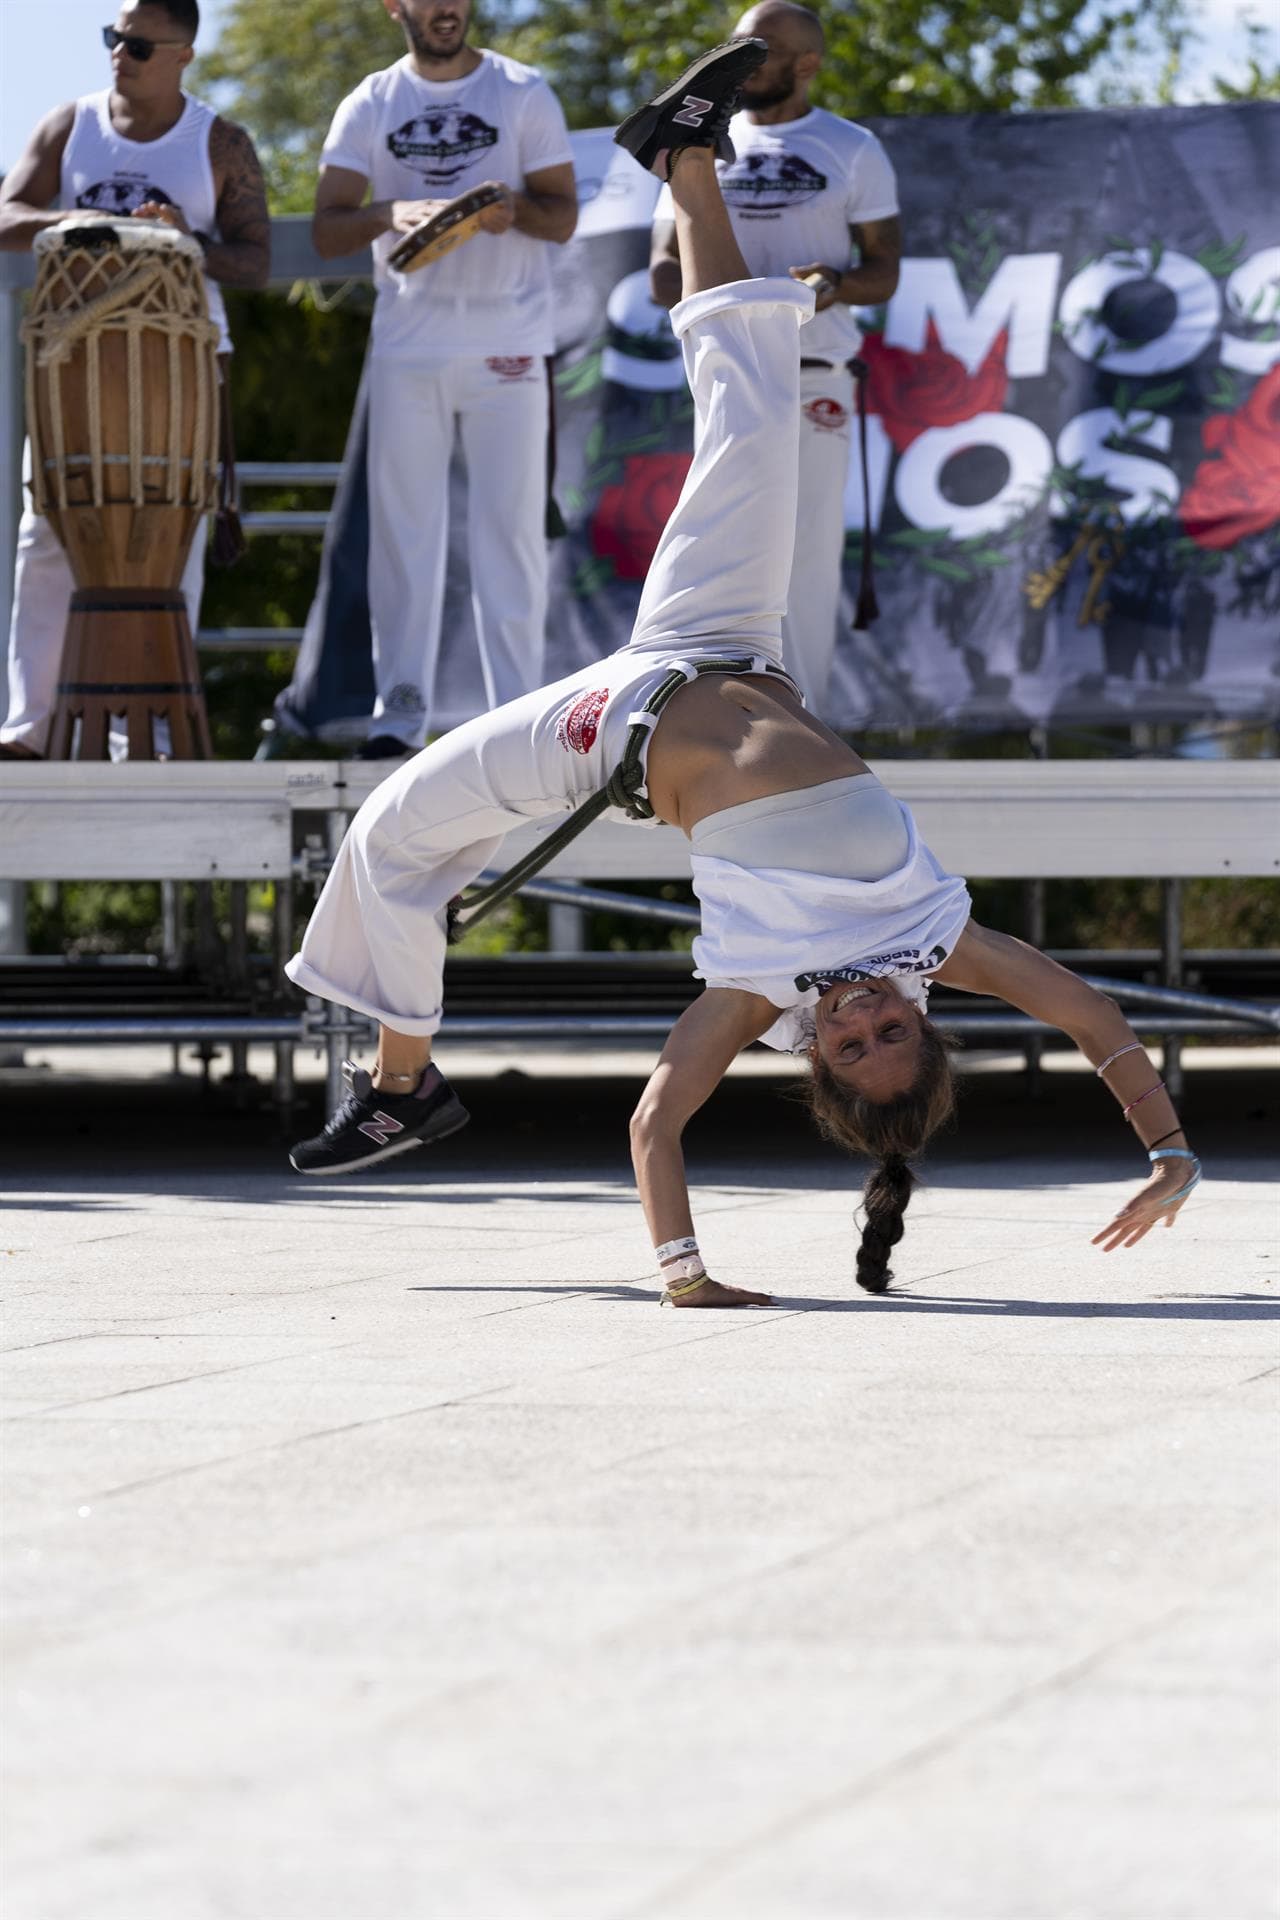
[195, 0, 1273, 207]
[1210, 17, 1280, 102]
[500, 0, 1195, 124]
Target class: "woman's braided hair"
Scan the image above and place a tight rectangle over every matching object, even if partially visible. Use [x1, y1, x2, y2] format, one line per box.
[803, 1020, 957, 1292]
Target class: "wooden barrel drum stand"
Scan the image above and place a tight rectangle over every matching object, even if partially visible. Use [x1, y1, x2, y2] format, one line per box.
[23, 216, 221, 759]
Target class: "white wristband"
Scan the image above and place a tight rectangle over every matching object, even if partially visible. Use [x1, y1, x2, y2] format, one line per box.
[655, 1236, 698, 1264]
[662, 1254, 707, 1285]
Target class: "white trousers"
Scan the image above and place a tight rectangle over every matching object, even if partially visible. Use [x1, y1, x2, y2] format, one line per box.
[287, 278, 814, 1036]
[1, 455, 206, 753]
[367, 352, 550, 748]
[783, 362, 857, 715]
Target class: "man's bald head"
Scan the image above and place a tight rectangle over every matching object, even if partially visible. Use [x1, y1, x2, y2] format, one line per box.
[733, 2, 823, 114]
[735, 2, 825, 57]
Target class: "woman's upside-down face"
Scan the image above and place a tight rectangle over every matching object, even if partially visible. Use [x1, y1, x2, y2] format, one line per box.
[809, 978, 926, 1103]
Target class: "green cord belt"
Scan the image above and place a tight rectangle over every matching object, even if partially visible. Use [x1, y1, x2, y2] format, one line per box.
[446, 653, 797, 944]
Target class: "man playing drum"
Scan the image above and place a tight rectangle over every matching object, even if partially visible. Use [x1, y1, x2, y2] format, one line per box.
[311, 0, 577, 760]
[0, 0, 269, 761]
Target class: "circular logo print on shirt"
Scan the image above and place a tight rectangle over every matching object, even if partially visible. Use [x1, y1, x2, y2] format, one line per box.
[387, 109, 499, 188]
[556, 688, 609, 755]
[76, 177, 175, 214]
[720, 152, 827, 212]
[804, 397, 849, 433]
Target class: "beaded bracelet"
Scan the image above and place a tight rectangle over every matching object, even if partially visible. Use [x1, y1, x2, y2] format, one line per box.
[1122, 1081, 1166, 1120]
[1096, 1042, 1145, 1077]
[1148, 1146, 1202, 1205]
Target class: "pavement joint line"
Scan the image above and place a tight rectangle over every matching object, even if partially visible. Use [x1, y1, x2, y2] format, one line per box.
[587, 1472, 1004, 1659]
[43, 1378, 523, 1511]
[618, 1594, 1201, 1920]
[1, 1342, 366, 1421]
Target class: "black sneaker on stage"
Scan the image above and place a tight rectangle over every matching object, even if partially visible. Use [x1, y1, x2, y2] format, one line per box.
[290, 1062, 470, 1175]
[613, 38, 767, 179]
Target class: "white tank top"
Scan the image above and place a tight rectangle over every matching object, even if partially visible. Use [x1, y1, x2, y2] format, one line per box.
[60, 90, 230, 352]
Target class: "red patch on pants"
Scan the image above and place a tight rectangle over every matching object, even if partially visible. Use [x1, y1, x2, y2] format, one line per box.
[804, 396, 848, 432]
[556, 688, 609, 754]
[486, 355, 535, 381]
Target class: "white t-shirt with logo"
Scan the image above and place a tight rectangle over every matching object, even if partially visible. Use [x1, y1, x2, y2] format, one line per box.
[690, 802, 971, 1053]
[656, 106, 897, 361]
[60, 90, 230, 352]
[322, 51, 572, 361]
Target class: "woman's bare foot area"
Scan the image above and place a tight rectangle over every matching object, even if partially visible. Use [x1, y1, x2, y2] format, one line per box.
[665, 1277, 773, 1308]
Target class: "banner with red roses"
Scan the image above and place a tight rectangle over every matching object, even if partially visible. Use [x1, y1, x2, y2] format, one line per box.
[277, 106, 1280, 738]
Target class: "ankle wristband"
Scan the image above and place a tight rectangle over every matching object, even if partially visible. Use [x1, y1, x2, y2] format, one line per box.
[656, 1237, 699, 1264]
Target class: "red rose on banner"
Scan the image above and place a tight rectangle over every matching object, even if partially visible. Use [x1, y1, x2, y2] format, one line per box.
[859, 319, 1010, 452]
[591, 452, 693, 581]
[1179, 364, 1280, 550]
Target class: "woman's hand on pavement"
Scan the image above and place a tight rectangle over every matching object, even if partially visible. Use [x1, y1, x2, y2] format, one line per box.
[1092, 1157, 1199, 1252]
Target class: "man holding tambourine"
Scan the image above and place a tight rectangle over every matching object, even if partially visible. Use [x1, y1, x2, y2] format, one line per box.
[313, 0, 577, 760]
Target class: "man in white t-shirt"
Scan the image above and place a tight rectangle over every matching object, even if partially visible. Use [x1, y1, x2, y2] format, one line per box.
[650, 1, 900, 715]
[313, 0, 576, 757]
[0, 0, 269, 760]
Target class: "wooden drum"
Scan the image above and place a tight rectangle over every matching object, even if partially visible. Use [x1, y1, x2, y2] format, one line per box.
[22, 215, 222, 758]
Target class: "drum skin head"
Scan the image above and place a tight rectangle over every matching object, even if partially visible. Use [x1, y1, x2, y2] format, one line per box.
[34, 214, 204, 265]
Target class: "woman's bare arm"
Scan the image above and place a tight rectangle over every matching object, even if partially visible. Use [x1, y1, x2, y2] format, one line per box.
[937, 921, 1199, 1247]
[630, 988, 777, 1300]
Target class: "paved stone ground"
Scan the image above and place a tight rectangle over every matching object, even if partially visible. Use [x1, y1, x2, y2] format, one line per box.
[3, 1053, 1278, 1920]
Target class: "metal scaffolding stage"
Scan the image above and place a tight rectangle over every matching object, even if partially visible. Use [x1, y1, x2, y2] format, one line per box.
[1, 757, 1277, 1109]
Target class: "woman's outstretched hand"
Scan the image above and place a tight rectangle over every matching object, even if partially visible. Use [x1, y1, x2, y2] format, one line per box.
[1092, 1157, 1199, 1252]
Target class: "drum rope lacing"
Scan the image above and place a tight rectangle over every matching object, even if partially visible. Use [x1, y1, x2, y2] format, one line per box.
[22, 242, 220, 513]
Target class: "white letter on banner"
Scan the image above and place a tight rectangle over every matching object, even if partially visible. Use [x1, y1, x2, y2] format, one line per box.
[1058, 249, 1219, 373]
[895, 414, 1054, 539]
[1055, 410, 1178, 522]
[884, 257, 1061, 377]
[1221, 248, 1280, 375]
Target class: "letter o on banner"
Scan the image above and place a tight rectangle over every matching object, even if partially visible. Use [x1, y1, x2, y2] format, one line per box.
[895, 413, 1055, 540]
[1058, 248, 1220, 374]
[1221, 247, 1280, 375]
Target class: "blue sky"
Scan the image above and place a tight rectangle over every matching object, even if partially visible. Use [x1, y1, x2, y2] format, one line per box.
[2, 0, 1275, 170]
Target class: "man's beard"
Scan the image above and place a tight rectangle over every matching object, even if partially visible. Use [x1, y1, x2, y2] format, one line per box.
[402, 12, 468, 63]
[740, 63, 798, 110]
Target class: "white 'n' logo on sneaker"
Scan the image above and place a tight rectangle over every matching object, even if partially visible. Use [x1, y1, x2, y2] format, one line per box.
[672, 94, 713, 128]
[358, 1110, 405, 1145]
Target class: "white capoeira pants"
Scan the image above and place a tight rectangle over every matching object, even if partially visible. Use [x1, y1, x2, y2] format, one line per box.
[783, 361, 858, 715]
[1, 447, 206, 754]
[367, 352, 550, 748]
[287, 276, 816, 1037]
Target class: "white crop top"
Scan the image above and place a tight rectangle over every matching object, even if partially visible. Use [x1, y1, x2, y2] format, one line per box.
[690, 795, 971, 1053]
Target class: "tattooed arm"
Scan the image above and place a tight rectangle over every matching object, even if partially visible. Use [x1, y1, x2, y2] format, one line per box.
[206, 116, 270, 289]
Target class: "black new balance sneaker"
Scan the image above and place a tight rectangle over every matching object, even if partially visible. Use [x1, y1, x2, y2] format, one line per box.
[290, 1061, 470, 1175]
[613, 38, 767, 179]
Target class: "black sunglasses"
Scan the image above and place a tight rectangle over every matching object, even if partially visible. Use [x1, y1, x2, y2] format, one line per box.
[102, 24, 189, 60]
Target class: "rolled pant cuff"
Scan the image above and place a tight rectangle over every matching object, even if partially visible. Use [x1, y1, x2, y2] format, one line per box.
[670, 276, 816, 338]
[284, 955, 443, 1038]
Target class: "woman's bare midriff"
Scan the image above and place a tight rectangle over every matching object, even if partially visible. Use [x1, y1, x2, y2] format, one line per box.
[645, 672, 869, 832]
